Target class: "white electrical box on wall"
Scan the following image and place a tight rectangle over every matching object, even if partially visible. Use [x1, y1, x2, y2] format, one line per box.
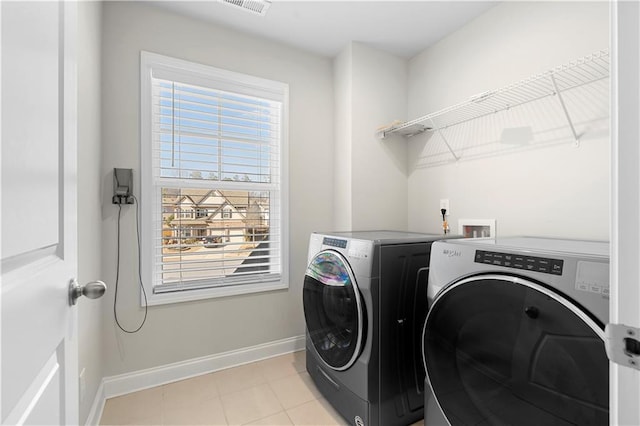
[458, 219, 496, 238]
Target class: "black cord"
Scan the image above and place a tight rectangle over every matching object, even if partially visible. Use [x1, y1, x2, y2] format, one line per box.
[113, 195, 148, 333]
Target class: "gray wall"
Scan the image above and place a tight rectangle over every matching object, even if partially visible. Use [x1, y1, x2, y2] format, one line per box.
[77, 1, 104, 424]
[333, 42, 409, 231]
[100, 1, 334, 376]
[86, 0, 611, 406]
[407, 1, 610, 240]
[350, 43, 408, 231]
[333, 44, 353, 231]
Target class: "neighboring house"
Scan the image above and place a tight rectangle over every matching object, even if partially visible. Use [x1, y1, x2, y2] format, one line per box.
[245, 200, 269, 242]
[162, 189, 269, 245]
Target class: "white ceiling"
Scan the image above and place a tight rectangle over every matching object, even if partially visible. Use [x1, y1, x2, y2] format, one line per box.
[154, 1, 498, 58]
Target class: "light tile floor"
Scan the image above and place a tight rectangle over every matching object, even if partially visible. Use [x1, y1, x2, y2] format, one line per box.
[100, 350, 426, 425]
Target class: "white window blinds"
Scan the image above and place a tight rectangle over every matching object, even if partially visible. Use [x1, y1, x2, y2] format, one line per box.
[141, 52, 288, 303]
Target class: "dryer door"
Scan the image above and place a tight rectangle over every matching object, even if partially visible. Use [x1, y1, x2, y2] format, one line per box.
[423, 274, 608, 426]
[303, 250, 364, 371]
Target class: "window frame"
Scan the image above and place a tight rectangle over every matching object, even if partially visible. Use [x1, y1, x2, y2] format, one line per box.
[140, 51, 289, 306]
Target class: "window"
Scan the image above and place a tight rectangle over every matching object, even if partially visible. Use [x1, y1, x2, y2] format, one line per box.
[141, 52, 288, 305]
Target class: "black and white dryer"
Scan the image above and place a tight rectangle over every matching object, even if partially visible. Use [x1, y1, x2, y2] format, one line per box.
[422, 237, 610, 426]
[303, 231, 453, 426]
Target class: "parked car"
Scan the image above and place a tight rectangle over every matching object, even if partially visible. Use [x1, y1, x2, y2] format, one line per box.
[202, 235, 223, 248]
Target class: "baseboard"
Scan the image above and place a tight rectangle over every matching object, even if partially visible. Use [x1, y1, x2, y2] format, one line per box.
[85, 334, 305, 425]
[85, 381, 105, 426]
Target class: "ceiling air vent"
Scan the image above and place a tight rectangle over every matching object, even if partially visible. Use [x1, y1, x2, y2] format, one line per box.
[219, 0, 272, 16]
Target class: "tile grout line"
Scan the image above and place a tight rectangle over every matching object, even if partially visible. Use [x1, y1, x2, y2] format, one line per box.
[101, 351, 332, 426]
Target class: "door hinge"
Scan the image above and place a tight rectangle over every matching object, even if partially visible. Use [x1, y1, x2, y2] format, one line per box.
[605, 323, 640, 371]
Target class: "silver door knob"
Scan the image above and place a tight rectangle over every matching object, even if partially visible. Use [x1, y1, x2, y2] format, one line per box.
[69, 279, 107, 305]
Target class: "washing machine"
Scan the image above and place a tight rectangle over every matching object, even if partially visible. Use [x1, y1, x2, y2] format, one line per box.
[303, 231, 454, 426]
[422, 237, 610, 426]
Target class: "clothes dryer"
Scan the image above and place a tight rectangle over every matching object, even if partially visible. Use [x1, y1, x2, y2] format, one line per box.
[303, 231, 453, 426]
[422, 237, 609, 426]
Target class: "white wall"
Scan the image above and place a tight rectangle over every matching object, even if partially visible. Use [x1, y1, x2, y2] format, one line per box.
[407, 1, 610, 240]
[100, 1, 334, 376]
[77, 2, 104, 423]
[334, 42, 409, 231]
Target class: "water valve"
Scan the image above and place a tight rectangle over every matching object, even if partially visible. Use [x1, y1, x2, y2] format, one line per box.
[441, 208, 449, 234]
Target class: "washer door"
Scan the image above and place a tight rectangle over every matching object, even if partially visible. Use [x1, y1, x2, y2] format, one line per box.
[303, 250, 364, 371]
[423, 274, 608, 426]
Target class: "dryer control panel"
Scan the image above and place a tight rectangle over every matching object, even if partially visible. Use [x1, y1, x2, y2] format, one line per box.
[474, 250, 564, 276]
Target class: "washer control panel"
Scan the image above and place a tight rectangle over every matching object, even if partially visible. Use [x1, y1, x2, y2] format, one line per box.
[322, 237, 347, 249]
[576, 260, 609, 296]
[320, 236, 371, 260]
[475, 250, 564, 275]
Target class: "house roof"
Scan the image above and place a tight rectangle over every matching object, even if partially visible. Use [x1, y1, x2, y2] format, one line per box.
[171, 219, 210, 226]
[219, 191, 250, 208]
[164, 189, 269, 220]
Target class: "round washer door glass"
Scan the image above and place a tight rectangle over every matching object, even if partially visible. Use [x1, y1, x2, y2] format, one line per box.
[423, 275, 608, 426]
[303, 250, 364, 370]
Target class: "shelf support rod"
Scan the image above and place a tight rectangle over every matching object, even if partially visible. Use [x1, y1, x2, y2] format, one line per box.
[429, 118, 459, 161]
[550, 74, 580, 147]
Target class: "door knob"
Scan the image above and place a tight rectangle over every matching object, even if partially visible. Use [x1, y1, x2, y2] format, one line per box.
[69, 279, 107, 305]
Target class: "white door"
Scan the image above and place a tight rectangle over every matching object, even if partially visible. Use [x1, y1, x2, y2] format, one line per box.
[611, 1, 640, 425]
[1, 2, 79, 424]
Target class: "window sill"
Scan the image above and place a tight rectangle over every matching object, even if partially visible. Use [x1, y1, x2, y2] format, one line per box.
[143, 280, 289, 306]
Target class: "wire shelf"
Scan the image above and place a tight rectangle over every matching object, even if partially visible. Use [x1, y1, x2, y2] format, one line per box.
[379, 50, 609, 142]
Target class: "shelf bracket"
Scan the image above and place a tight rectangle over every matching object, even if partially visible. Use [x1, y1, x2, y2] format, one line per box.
[550, 74, 580, 147]
[429, 118, 459, 161]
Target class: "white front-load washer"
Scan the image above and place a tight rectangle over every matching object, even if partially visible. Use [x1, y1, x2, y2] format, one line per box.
[422, 237, 609, 426]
